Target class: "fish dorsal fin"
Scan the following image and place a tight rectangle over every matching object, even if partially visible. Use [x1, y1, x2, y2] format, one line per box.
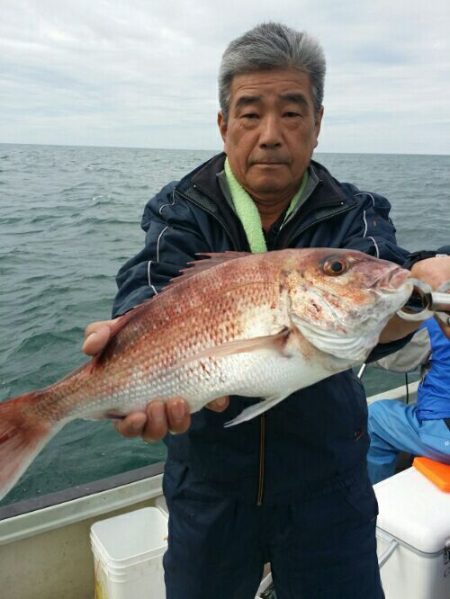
[161, 252, 252, 292]
[194, 251, 252, 266]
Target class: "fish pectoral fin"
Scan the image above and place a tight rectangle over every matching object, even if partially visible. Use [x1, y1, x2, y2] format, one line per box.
[224, 393, 288, 427]
[180, 327, 291, 366]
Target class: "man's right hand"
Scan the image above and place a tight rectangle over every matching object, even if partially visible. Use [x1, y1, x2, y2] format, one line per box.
[82, 319, 229, 442]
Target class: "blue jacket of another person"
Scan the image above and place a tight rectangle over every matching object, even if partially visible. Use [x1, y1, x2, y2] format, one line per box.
[416, 318, 450, 421]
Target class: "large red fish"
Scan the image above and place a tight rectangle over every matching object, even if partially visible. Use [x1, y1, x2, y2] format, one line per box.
[0, 248, 413, 499]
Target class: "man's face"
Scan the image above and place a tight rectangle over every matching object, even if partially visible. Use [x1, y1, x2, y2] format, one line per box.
[218, 68, 323, 200]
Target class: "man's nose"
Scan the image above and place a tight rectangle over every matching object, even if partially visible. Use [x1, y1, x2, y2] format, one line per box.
[259, 115, 282, 148]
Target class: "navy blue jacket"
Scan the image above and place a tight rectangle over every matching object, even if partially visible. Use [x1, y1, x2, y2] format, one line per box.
[113, 153, 411, 504]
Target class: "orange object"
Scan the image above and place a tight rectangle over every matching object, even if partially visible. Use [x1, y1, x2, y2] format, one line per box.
[413, 457, 450, 492]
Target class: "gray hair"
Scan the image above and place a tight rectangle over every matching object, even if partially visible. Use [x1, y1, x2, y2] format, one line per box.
[219, 22, 326, 121]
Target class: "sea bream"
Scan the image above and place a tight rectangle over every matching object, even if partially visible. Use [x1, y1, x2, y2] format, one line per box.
[0, 248, 414, 499]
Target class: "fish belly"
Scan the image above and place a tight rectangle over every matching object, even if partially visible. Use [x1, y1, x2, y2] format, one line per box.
[168, 348, 333, 412]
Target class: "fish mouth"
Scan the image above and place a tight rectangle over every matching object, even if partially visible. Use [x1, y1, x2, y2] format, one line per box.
[396, 278, 436, 321]
[372, 265, 412, 292]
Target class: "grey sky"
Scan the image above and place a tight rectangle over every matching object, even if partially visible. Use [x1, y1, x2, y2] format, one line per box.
[1, 0, 450, 154]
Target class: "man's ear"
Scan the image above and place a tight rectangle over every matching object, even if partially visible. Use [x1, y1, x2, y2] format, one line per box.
[217, 111, 227, 142]
[314, 106, 324, 141]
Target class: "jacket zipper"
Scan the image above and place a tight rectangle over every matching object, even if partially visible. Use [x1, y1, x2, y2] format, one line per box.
[179, 187, 354, 506]
[257, 415, 266, 505]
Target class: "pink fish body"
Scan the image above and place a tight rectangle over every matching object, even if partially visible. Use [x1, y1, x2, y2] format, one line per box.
[0, 248, 413, 499]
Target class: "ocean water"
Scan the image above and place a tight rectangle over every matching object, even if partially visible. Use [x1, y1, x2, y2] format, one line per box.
[0, 143, 449, 507]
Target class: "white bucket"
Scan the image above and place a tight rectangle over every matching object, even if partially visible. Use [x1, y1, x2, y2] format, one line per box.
[91, 507, 168, 599]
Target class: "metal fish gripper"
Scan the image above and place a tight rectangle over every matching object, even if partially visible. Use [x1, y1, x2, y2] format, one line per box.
[398, 280, 450, 324]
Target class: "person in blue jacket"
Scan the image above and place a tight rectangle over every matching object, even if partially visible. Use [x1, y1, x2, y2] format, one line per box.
[82, 23, 450, 599]
[367, 315, 450, 485]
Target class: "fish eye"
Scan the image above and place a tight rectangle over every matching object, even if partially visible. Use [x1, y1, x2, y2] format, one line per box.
[323, 257, 348, 276]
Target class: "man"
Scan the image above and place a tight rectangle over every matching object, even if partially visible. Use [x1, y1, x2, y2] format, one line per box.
[83, 23, 450, 599]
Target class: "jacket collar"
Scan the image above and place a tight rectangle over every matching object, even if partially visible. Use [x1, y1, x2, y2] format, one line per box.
[176, 152, 356, 217]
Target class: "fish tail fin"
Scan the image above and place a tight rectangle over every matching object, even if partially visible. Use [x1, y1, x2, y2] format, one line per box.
[0, 392, 59, 500]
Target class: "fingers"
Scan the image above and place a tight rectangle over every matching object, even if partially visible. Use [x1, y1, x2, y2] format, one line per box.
[114, 396, 230, 442]
[141, 400, 190, 441]
[82, 320, 115, 355]
[114, 398, 191, 442]
[114, 412, 148, 438]
[165, 398, 191, 434]
[206, 396, 229, 412]
[411, 256, 450, 290]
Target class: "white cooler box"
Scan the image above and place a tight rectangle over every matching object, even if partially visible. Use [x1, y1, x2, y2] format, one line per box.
[375, 467, 450, 599]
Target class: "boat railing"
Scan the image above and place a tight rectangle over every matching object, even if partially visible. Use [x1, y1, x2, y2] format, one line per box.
[0, 462, 164, 543]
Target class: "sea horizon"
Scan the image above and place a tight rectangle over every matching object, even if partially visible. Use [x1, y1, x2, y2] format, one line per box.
[1, 140, 449, 158]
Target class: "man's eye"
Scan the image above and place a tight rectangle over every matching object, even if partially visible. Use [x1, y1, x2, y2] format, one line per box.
[242, 113, 259, 119]
[284, 111, 302, 118]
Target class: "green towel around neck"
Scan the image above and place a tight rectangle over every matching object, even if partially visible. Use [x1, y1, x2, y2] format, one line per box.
[224, 158, 308, 253]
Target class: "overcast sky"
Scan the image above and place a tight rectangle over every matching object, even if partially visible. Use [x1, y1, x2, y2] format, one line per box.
[2, 0, 450, 154]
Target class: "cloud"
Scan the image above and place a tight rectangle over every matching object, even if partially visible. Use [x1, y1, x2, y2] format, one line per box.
[1, 0, 450, 153]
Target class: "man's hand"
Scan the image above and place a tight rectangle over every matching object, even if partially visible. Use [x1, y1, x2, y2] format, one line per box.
[411, 256, 450, 338]
[82, 319, 229, 441]
[82, 320, 116, 355]
[410, 255, 450, 292]
[379, 255, 450, 343]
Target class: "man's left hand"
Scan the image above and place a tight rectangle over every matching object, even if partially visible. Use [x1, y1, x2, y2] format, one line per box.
[411, 256, 450, 338]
